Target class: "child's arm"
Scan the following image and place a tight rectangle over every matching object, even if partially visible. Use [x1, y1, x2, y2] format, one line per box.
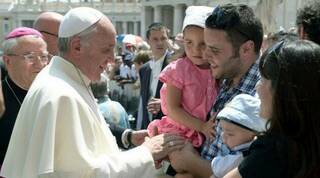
[166, 84, 215, 139]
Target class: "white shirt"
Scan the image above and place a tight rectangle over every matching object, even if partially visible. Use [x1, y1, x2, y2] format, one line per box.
[0, 56, 156, 178]
[211, 141, 253, 178]
[149, 52, 166, 97]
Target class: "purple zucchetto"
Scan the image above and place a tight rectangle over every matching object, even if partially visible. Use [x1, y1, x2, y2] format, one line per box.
[5, 27, 43, 40]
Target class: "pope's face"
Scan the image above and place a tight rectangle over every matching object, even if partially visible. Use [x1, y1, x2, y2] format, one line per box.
[79, 17, 116, 81]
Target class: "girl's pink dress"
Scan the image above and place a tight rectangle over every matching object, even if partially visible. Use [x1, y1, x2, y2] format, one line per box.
[147, 57, 219, 147]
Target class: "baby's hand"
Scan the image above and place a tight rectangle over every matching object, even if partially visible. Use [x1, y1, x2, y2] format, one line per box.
[201, 119, 216, 141]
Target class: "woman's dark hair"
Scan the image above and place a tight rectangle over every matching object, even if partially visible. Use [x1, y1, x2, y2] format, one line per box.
[259, 40, 320, 177]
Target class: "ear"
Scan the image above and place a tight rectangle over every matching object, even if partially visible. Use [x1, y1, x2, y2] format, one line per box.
[239, 40, 255, 57]
[2, 56, 11, 68]
[298, 26, 308, 40]
[69, 37, 81, 57]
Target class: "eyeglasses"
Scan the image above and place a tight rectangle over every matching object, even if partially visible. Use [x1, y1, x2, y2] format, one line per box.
[7, 51, 52, 64]
[39, 30, 58, 37]
[210, 5, 252, 41]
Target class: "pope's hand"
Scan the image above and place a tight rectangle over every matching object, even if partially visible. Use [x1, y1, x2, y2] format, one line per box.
[142, 133, 185, 161]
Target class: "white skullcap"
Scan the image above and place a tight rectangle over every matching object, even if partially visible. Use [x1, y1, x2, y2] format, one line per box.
[182, 6, 213, 31]
[59, 7, 103, 38]
[217, 94, 266, 133]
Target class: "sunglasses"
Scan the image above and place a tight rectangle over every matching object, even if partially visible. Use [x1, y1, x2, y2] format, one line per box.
[262, 40, 285, 68]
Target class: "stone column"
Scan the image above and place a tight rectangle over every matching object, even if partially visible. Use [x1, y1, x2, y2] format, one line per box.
[141, 6, 146, 38]
[173, 4, 184, 35]
[134, 21, 138, 35]
[154, 5, 161, 22]
[122, 21, 127, 34]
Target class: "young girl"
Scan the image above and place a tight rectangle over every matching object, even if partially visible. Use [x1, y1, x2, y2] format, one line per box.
[148, 6, 219, 149]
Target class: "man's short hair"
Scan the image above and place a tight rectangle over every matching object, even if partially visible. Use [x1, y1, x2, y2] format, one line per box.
[296, 1, 320, 45]
[145, 22, 170, 39]
[205, 4, 263, 54]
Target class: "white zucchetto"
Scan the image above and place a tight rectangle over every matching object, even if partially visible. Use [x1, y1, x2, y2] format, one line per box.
[59, 7, 103, 38]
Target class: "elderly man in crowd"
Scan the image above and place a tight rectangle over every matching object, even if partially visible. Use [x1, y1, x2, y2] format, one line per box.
[33, 11, 63, 56]
[0, 7, 184, 178]
[0, 27, 48, 169]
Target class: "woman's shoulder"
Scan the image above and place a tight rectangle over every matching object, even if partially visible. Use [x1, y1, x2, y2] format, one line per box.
[238, 134, 289, 178]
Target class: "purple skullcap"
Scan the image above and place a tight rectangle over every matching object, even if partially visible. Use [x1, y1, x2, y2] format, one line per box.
[5, 27, 43, 40]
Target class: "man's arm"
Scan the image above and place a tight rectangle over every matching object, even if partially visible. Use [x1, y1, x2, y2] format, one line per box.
[108, 121, 148, 149]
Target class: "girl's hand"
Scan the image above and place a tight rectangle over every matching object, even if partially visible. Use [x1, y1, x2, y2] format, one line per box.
[201, 119, 216, 141]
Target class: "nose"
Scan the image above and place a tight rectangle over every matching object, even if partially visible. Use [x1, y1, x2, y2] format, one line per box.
[221, 131, 227, 143]
[194, 44, 206, 56]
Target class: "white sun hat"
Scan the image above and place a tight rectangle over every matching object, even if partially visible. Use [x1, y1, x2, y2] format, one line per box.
[182, 6, 214, 31]
[59, 7, 103, 38]
[217, 94, 266, 133]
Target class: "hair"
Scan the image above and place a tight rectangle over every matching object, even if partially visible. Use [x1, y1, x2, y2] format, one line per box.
[205, 4, 263, 54]
[296, 1, 320, 45]
[2, 35, 44, 55]
[58, 23, 98, 56]
[133, 50, 151, 64]
[267, 31, 298, 47]
[90, 75, 108, 99]
[146, 22, 170, 39]
[259, 40, 320, 177]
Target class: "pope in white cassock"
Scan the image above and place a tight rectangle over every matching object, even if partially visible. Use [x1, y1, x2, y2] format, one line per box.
[0, 7, 185, 178]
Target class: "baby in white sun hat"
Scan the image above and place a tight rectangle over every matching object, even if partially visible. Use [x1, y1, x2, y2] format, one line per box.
[210, 94, 266, 178]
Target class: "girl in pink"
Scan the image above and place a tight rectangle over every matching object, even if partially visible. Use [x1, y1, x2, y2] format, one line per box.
[148, 6, 219, 148]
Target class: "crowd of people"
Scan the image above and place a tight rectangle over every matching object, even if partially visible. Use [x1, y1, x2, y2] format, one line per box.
[0, 1, 319, 178]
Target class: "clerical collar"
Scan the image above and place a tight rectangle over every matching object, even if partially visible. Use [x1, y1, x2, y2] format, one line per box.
[54, 56, 91, 87]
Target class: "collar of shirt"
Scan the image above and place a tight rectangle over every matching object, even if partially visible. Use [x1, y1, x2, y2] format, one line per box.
[222, 59, 260, 94]
[230, 140, 253, 153]
[149, 51, 167, 70]
[213, 59, 261, 113]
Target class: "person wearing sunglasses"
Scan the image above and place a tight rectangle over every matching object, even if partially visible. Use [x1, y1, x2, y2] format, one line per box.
[223, 39, 320, 178]
[0, 27, 48, 170]
[34, 11, 63, 56]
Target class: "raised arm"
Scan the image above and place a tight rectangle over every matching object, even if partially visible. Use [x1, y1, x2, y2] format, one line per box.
[166, 83, 215, 139]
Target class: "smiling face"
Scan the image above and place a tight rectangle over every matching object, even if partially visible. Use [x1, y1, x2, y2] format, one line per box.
[203, 28, 242, 80]
[220, 120, 255, 149]
[256, 77, 273, 119]
[183, 25, 208, 67]
[4, 36, 48, 89]
[77, 17, 116, 81]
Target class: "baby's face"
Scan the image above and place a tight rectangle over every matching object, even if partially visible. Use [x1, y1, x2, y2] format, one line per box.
[220, 120, 255, 149]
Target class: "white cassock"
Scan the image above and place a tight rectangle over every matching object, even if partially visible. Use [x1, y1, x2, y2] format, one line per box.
[0, 56, 156, 178]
